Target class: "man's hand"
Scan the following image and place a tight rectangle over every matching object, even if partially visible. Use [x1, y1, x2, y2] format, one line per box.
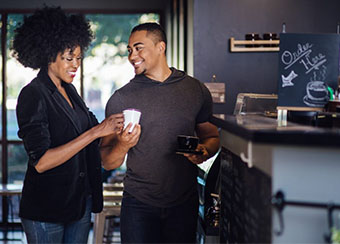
[100, 123, 141, 170]
[183, 144, 209, 164]
[117, 123, 141, 150]
[183, 121, 220, 165]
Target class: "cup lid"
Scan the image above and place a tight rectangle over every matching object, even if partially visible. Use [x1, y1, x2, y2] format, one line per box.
[123, 108, 141, 112]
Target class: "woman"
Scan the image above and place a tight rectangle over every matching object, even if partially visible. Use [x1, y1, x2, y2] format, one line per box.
[12, 6, 124, 243]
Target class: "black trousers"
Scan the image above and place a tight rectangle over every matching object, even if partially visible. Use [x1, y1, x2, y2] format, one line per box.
[120, 191, 199, 243]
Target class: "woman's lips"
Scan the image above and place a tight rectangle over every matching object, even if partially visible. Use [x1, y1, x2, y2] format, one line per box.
[68, 71, 76, 78]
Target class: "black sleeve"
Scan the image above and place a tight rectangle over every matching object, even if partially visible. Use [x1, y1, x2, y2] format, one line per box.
[16, 85, 51, 166]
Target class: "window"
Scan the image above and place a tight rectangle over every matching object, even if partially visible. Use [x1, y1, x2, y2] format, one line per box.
[7, 15, 38, 141]
[83, 13, 159, 121]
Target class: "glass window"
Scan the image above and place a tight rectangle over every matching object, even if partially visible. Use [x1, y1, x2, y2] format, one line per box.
[8, 145, 24, 224]
[8, 144, 27, 184]
[7, 14, 38, 140]
[83, 14, 160, 122]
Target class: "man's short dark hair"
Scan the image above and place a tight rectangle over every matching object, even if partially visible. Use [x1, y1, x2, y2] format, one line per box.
[131, 22, 167, 46]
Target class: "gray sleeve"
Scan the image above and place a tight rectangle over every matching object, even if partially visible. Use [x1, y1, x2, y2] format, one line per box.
[105, 91, 124, 118]
[196, 82, 213, 124]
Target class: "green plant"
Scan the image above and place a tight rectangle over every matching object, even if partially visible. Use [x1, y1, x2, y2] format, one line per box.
[331, 227, 340, 244]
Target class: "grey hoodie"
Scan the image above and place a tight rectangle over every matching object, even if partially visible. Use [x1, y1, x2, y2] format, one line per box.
[105, 67, 213, 207]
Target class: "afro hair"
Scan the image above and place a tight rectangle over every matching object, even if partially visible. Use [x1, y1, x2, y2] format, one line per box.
[11, 6, 93, 69]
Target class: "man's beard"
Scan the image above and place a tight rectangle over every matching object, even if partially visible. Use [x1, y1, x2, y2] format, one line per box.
[136, 68, 146, 75]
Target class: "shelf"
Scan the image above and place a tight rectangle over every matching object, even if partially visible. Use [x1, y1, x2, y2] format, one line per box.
[230, 37, 280, 52]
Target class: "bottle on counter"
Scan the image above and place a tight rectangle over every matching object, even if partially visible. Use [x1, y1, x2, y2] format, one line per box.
[336, 77, 340, 100]
[335, 86, 340, 100]
[327, 85, 334, 101]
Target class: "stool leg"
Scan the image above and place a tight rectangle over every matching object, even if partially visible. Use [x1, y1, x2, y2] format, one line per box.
[93, 212, 105, 244]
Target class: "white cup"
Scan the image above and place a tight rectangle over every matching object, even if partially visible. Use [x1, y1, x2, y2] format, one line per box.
[123, 109, 141, 132]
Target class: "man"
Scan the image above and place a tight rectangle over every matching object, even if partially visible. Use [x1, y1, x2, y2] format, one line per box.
[100, 22, 220, 243]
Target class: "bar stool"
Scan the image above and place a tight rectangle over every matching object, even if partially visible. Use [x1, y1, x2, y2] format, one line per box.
[93, 183, 123, 244]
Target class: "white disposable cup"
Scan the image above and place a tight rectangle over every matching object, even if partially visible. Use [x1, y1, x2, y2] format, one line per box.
[123, 109, 141, 132]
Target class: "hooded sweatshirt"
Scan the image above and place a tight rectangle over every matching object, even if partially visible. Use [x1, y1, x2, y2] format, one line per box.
[105, 67, 213, 207]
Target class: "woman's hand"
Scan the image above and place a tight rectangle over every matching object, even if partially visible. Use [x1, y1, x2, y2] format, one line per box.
[93, 113, 124, 138]
[35, 113, 124, 173]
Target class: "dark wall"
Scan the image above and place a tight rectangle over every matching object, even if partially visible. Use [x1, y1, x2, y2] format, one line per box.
[194, 0, 340, 115]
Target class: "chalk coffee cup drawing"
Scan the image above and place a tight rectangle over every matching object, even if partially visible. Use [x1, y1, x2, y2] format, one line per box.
[307, 81, 328, 100]
[123, 109, 141, 133]
[303, 81, 329, 107]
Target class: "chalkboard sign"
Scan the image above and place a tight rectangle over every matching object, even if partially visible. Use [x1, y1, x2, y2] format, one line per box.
[278, 33, 340, 108]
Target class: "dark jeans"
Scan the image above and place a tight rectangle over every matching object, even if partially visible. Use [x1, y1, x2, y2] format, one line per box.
[120, 191, 199, 244]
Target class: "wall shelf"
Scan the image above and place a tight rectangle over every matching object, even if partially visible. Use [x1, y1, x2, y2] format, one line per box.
[230, 37, 280, 52]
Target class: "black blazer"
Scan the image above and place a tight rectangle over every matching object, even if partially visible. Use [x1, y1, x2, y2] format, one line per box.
[16, 69, 103, 223]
